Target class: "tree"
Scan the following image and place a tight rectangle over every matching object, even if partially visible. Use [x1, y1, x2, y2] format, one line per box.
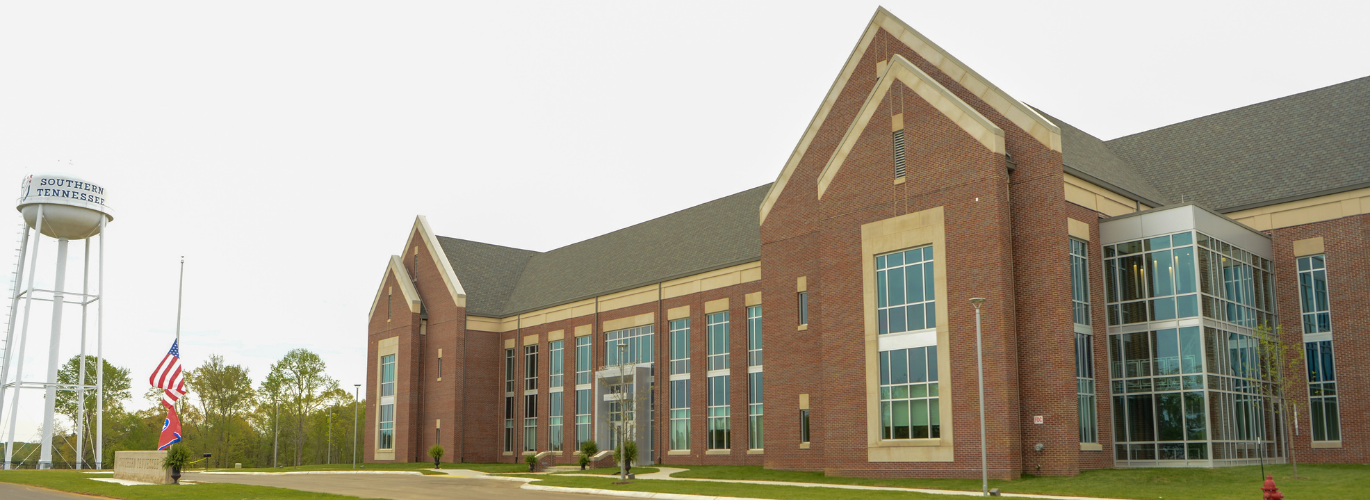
[1258, 323, 1307, 479]
[267, 349, 339, 467]
[185, 355, 254, 469]
[54, 355, 131, 467]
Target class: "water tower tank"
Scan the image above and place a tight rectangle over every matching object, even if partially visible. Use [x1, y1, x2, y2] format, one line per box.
[15, 174, 113, 240]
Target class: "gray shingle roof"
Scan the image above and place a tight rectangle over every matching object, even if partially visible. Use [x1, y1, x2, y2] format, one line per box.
[1106, 76, 1370, 212]
[1037, 109, 1168, 205]
[438, 184, 771, 317]
[435, 237, 538, 317]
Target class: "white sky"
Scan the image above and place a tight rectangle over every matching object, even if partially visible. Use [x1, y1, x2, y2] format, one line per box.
[1, 1, 1367, 442]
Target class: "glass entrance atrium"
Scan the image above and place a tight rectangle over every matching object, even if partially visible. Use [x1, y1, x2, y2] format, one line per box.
[1100, 206, 1284, 467]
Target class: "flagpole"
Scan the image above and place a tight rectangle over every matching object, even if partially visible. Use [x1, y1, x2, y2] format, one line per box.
[174, 257, 183, 415]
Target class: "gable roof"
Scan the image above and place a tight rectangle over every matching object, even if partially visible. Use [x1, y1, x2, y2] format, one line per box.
[1037, 109, 1168, 206]
[1106, 76, 1370, 212]
[758, 7, 1060, 225]
[439, 184, 771, 317]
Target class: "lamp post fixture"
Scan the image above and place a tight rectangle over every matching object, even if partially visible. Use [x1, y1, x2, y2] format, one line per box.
[353, 384, 361, 470]
[969, 298, 988, 497]
[617, 342, 628, 481]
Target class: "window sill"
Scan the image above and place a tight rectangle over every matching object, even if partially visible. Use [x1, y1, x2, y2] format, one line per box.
[503, 452, 514, 456]
[436, 378, 442, 382]
[873, 438, 942, 448]
[799, 442, 810, 449]
[1312, 441, 1342, 449]
[894, 177, 906, 185]
[705, 449, 731, 455]
[667, 450, 691, 456]
[747, 449, 764, 455]
[798, 324, 808, 331]
[1080, 443, 1102, 451]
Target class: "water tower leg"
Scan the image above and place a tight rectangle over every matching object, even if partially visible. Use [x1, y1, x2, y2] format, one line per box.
[5, 206, 42, 470]
[37, 237, 69, 470]
[0, 225, 30, 466]
[74, 238, 89, 470]
[94, 218, 104, 470]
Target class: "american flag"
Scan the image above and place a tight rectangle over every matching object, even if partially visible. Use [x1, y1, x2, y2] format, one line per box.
[149, 339, 186, 404]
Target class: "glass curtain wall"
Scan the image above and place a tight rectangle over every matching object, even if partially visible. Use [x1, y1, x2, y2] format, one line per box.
[1103, 230, 1283, 467]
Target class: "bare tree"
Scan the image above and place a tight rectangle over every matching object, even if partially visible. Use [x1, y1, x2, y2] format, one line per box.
[1258, 323, 1307, 479]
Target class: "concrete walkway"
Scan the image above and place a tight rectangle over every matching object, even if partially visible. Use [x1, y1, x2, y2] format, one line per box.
[542, 467, 1130, 500]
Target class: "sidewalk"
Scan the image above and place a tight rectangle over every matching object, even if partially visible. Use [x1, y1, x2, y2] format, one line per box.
[510, 467, 1131, 500]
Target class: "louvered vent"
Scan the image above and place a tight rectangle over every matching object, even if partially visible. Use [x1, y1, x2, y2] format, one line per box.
[892, 129, 906, 178]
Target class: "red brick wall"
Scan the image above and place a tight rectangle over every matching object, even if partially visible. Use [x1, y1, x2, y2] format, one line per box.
[1269, 214, 1370, 464]
[1064, 204, 1117, 471]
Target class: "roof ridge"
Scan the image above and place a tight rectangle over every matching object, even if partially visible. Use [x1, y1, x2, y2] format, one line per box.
[434, 235, 541, 254]
[1107, 75, 1370, 142]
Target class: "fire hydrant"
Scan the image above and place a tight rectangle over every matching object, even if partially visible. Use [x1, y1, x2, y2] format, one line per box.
[1262, 475, 1283, 500]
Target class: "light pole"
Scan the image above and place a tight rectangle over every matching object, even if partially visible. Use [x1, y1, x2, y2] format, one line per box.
[617, 342, 628, 481]
[273, 397, 279, 468]
[328, 408, 334, 465]
[969, 298, 988, 497]
[353, 384, 360, 470]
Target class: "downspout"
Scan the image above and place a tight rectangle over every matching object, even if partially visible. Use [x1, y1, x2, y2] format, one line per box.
[657, 282, 663, 465]
[460, 312, 466, 463]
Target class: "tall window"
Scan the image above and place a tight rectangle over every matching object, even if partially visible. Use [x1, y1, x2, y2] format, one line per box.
[707, 375, 730, 449]
[877, 246, 935, 334]
[524, 394, 538, 452]
[380, 355, 396, 397]
[1071, 238, 1091, 325]
[378, 354, 395, 450]
[670, 379, 690, 450]
[708, 312, 730, 371]
[549, 391, 564, 452]
[799, 409, 811, 444]
[606, 325, 654, 366]
[748, 371, 764, 449]
[747, 306, 763, 366]
[1306, 340, 1340, 442]
[879, 346, 939, 439]
[525, 345, 539, 391]
[797, 291, 808, 325]
[575, 388, 591, 447]
[504, 396, 514, 452]
[549, 340, 564, 388]
[575, 336, 591, 385]
[1076, 332, 1097, 443]
[505, 348, 516, 393]
[669, 319, 690, 375]
[1298, 255, 1330, 333]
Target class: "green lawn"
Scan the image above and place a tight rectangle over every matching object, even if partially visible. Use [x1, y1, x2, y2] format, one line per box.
[207, 461, 540, 475]
[0, 470, 371, 499]
[520, 475, 987, 500]
[208, 461, 446, 475]
[551, 466, 659, 475]
[669, 463, 1367, 500]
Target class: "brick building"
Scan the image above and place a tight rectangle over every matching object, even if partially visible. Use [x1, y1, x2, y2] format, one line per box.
[364, 8, 1370, 477]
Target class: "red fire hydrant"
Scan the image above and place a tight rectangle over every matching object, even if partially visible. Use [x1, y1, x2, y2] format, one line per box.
[1262, 475, 1283, 500]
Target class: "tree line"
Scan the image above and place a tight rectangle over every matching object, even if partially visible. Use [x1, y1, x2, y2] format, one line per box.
[1, 348, 364, 469]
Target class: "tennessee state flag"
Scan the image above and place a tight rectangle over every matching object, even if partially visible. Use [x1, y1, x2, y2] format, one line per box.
[158, 392, 183, 450]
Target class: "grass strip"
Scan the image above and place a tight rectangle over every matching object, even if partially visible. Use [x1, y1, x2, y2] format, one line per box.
[670, 463, 1367, 500]
[551, 466, 659, 475]
[0, 470, 371, 499]
[523, 475, 992, 500]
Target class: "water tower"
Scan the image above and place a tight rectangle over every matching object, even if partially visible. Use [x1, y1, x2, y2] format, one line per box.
[0, 174, 112, 469]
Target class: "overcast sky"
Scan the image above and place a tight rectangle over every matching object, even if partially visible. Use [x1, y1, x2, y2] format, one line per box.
[1, 1, 1367, 442]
